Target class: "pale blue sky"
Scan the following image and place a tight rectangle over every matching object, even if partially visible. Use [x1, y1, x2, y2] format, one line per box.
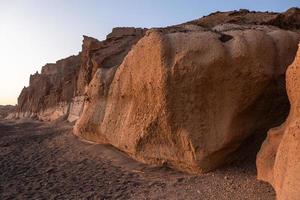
[0, 0, 299, 105]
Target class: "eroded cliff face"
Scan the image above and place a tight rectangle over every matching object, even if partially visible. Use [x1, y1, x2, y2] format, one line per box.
[12, 28, 146, 122]
[257, 44, 300, 200]
[68, 28, 146, 122]
[12, 8, 300, 177]
[74, 25, 300, 173]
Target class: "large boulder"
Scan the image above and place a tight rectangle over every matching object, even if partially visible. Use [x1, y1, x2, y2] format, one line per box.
[75, 26, 300, 173]
[257, 44, 300, 200]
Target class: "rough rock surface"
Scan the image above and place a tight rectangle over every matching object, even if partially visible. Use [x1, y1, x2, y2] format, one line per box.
[257, 44, 300, 200]
[15, 55, 80, 121]
[68, 28, 146, 122]
[0, 105, 15, 119]
[76, 28, 146, 96]
[75, 26, 300, 173]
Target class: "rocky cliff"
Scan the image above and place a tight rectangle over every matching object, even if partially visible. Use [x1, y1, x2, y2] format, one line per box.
[14, 55, 80, 121]
[10, 8, 300, 198]
[68, 28, 146, 122]
[11, 28, 146, 122]
[14, 8, 300, 123]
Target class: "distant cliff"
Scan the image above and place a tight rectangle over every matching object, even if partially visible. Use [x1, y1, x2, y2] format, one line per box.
[12, 27, 146, 121]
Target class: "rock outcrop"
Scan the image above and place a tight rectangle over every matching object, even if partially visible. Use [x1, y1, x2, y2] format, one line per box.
[13, 8, 300, 175]
[75, 25, 300, 173]
[12, 28, 146, 122]
[257, 44, 300, 200]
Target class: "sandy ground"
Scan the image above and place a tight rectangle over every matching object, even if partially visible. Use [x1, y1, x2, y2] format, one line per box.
[0, 120, 275, 200]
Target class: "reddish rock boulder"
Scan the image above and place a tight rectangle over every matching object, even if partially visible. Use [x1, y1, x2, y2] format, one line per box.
[75, 26, 300, 173]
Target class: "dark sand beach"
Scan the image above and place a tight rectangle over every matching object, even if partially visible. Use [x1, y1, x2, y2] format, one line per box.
[0, 120, 275, 200]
